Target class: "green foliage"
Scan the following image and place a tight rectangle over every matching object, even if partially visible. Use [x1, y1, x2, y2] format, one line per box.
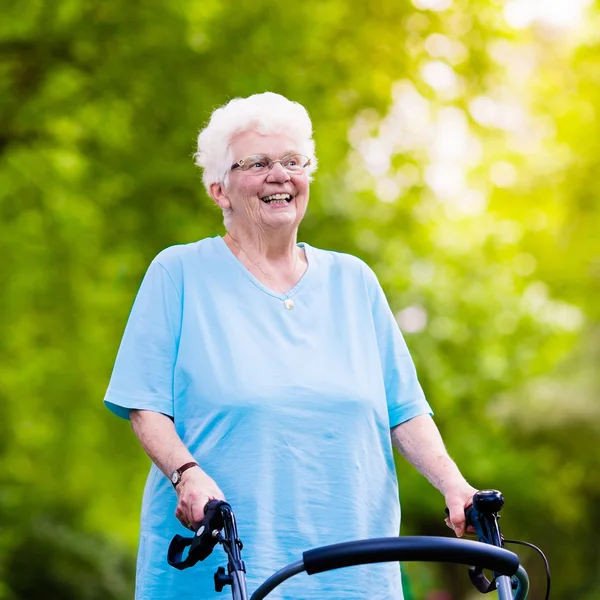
[1, 0, 598, 597]
[3, 512, 133, 600]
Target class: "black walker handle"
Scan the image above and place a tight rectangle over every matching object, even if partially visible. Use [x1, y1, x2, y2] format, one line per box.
[445, 490, 507, 594]
[167, 500, 228, 570]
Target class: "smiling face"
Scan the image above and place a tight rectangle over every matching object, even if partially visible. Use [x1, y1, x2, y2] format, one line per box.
[210, 130, 310, 236]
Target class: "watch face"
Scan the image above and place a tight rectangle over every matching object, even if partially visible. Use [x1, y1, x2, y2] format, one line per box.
[171, 472, 179, 484]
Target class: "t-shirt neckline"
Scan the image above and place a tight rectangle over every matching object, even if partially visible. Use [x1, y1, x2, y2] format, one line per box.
[215, 235, 315, 300]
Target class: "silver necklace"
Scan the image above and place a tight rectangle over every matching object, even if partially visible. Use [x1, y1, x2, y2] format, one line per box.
[227, 234, 299, 310]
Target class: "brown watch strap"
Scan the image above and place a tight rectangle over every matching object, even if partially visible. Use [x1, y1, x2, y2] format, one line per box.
[172, 461, 199, 487]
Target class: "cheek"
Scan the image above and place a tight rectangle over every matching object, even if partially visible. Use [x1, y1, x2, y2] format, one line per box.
[238, 178, 261, 198]
[295, 176, 310, 198]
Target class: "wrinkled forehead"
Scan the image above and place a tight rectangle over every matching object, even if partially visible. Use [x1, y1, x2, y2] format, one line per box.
[229, 130, 303, 160]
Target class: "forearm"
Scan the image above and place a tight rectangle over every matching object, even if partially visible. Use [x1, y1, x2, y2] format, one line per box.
[390, 413, 469, 496]
[129, 409, 198, 479]
[130, 409, 225, 527]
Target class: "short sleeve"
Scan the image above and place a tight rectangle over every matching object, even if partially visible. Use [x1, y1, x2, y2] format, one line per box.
[104, 260, 182, 420]
[365, 266, 432, 428]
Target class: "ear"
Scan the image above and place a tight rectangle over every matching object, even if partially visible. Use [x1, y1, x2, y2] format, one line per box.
[209, 182, 231, 209]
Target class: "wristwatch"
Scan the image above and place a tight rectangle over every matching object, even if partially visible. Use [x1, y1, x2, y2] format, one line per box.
[170, 461, 199, 487]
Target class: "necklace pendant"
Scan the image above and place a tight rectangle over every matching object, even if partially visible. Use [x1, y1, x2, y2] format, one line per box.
[284, 298, 295, 310]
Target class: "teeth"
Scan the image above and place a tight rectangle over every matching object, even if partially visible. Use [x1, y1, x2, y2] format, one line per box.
[262, 193, 291, 203]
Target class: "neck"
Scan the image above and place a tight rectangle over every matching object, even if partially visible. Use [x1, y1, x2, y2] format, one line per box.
[225, 226, 298, 263]
[223, 226, 307, 295]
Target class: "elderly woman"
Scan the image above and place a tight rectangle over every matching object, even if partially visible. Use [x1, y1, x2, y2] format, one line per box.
[105, 92, 477, 600]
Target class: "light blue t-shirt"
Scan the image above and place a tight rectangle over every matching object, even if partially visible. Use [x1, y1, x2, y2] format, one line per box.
[105, 236, 431, 600]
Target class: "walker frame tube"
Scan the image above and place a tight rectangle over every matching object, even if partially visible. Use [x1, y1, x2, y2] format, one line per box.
[249, 536, 525, 600]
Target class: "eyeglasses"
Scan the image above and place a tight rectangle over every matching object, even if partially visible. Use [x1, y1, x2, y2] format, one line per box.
[230, 154, 311, 175]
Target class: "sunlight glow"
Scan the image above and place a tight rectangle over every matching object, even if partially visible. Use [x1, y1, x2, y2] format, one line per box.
[504, 0, 592, 29]
[396, 305, 428, 333]
[412, 0, 453, 12]
[349, 82, 489, 216]
[421, 61, 459, 98]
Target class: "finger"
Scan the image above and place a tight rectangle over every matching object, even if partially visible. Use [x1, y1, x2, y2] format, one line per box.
[175, 513, 191, 530]
[189, 499, 207, 524]
[447, 509, 466, 537]
[445, 517, 463, 537]
[176, 502, 196, 530]
[452, 516, 466, 537]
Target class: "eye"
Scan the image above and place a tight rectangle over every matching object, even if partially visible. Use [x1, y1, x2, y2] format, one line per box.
[282, 155, 302, 168]
[249, 157, 269, 169]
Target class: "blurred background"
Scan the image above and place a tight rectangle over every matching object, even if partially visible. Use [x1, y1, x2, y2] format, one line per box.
[1, 0, 598, 598]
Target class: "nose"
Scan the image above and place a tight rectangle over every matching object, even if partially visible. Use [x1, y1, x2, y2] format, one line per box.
[266, 161, 291, 183]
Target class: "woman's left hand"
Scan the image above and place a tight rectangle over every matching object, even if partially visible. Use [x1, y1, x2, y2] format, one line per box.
[444, 484, 479, 537]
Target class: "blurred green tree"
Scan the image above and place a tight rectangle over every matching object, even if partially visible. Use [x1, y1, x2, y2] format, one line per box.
[0, 0, 598, 597]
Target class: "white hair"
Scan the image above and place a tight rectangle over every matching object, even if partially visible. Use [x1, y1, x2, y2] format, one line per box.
[194, 92, 318, 197]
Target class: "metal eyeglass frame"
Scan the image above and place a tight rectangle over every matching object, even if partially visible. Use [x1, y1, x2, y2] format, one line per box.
[230, 154, 311, 174]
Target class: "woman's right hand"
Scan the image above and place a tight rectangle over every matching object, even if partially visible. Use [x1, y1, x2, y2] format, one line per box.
[174, 467, 225, 531]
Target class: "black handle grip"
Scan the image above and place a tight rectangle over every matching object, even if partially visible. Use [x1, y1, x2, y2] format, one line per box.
[167, 500, 229, 570]
[303, 537, 520, 577]
[472, 490, 504, 514]
[445, 490, 507, 594]
[445, 490, 504, 541]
